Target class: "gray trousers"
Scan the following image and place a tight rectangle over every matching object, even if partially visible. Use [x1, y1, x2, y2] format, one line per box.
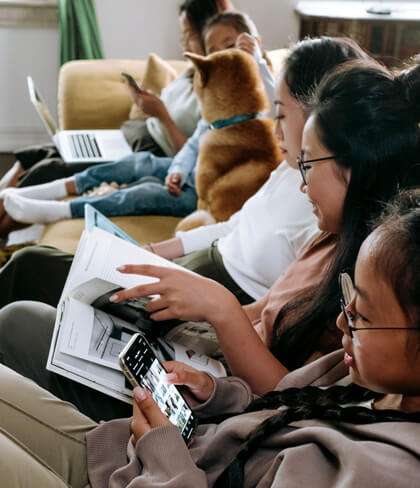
[0, 361, 93, 487]
[174, 242, 254, 305]
[0, 301, 131, 422]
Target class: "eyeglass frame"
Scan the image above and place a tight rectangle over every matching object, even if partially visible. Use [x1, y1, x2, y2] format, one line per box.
[297, 150, 337, 186]
[339, 272, 419, 338]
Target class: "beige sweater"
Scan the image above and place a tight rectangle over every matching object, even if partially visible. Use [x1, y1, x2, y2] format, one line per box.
[86, 350, 420, 487]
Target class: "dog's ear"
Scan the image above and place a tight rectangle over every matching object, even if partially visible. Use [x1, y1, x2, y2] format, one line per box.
[184, 52, 210, 87]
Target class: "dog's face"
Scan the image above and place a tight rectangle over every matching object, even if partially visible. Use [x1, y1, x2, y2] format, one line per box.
[185, 49, 269, 123]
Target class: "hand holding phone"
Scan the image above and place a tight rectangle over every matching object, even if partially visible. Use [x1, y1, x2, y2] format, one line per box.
[122, 73, 167, 120]
[165, 360, 214, 405]
[119, 333, 197, 443]
[131, 386, 171, 444]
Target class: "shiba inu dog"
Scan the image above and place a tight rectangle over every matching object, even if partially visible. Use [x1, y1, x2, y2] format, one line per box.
[176, 48, 281, 231]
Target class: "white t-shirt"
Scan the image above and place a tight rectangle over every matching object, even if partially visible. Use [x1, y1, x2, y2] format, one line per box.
[147, 72, 201, 157]
[177, 162, 319, 300]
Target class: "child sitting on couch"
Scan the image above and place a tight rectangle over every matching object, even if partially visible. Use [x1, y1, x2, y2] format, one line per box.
[0, 0, 223, 193]
[0, 11, 275, 235]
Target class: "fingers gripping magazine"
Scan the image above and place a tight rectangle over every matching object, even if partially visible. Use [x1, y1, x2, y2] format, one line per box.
[47, 208, 226, 404]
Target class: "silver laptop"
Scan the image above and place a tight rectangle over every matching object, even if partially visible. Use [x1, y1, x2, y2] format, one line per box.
[27, 76, 133, 164]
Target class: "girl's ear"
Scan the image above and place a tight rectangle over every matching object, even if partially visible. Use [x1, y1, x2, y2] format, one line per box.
[184, 52, 211, 87]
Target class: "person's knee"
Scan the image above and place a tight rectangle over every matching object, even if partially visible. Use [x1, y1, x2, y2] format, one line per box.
[0, 301, 56, 363]
[7, 245, 46, 273]
[0, 431, 68, 488]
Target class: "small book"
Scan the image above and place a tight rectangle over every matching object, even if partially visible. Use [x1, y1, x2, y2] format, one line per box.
[47, 207, 226, 404]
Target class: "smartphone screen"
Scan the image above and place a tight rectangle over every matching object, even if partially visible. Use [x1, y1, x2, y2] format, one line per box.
[120, 333, 196, 442]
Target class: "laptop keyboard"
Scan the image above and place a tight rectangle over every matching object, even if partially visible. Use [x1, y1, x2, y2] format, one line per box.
[69, 133, 102, 159]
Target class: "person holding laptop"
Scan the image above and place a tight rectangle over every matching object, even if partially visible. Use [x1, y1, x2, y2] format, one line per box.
[0, 0, 223, 192]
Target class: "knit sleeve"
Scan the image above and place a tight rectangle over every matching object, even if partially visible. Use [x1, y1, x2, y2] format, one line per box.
[193, 375, 254, 417]
[131, 425, 207, 487]
[275, 349, 347, 391]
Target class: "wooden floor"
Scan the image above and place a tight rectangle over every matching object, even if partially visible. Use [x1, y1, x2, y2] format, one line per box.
[0, 153, 15, 177]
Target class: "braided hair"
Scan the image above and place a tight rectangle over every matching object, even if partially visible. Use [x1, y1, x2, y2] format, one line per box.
[215, 383, 420, 487]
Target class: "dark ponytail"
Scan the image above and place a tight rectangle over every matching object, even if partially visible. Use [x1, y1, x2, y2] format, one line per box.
[179, 0, 219, 35]
[284, 36, 371, 107]
[271, 59, 420, 370]
[215, 384, 420, 487]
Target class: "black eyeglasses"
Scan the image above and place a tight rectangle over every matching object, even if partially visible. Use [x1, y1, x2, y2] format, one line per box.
[339, 272, 418, 338]
[297, 150, 337, 185]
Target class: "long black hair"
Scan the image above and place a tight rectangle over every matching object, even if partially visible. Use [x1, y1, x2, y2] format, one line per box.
[272, 59, 420, 370]
[371, 188, 420, 325]
[215, 190, 420, 487]
[284, 36, 371, 107]
[179, 0, 219, 36]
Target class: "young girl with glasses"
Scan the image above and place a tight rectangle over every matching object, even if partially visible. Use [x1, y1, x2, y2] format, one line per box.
[0, 190, 418, 487]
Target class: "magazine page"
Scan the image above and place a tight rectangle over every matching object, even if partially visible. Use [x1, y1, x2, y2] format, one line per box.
[47, 226, 226, 400]
[161, 321, 226, 377]
[50, 300, 133, 403]
[72, 227, 182, 292]
[159, 337, 226, 378]
[69, 278, 122, 305]
[47, 228, 180, 402]
[58, 296, 138, 370]
[164, 321, 221, 357]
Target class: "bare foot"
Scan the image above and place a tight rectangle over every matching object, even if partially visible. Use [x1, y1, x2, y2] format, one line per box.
[0, 213, 26, 238]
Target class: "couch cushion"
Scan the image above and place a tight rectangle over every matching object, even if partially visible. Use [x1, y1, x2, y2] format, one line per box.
[58, 59, 188, 130]
[39, 216, 182, 254]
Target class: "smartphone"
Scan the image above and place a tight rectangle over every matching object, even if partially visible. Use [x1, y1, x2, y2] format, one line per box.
[119, 333, 197, 443]
[121, 72, 142, 93]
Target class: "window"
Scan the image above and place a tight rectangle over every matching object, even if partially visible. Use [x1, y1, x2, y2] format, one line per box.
[0, 0, 57, 28]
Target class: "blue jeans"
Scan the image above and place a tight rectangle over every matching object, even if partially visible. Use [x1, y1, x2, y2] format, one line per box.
[70, 152, 197, 218]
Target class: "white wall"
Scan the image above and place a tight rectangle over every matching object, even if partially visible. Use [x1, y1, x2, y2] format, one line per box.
[95, 0, 182, 60]
[236, 0, 299, 49]
[0, 26, 58, 151]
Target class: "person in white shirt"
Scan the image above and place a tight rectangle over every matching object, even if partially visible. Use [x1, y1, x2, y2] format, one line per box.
[148, 158, 318, 303]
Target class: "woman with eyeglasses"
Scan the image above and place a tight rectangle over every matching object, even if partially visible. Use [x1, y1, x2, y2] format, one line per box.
[106, 58, 420, 393]
[0, 190, 418, 487]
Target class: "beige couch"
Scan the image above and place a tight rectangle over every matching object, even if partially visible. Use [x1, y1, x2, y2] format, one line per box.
[39, 50, 287, 254]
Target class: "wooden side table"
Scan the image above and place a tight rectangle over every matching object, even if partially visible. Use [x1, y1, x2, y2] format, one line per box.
[295, 1, 420, 66]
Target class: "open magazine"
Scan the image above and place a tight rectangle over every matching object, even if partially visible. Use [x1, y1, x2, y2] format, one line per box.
[47, 212, 226, 404]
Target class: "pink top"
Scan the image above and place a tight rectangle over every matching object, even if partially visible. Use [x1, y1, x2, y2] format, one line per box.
[249, 232, 337, 347]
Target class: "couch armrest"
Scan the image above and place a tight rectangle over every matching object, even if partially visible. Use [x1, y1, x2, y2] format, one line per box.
[58, 59, 188, 130]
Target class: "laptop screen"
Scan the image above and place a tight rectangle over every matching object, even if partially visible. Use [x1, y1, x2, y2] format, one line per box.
[27, 76, 58, 138]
